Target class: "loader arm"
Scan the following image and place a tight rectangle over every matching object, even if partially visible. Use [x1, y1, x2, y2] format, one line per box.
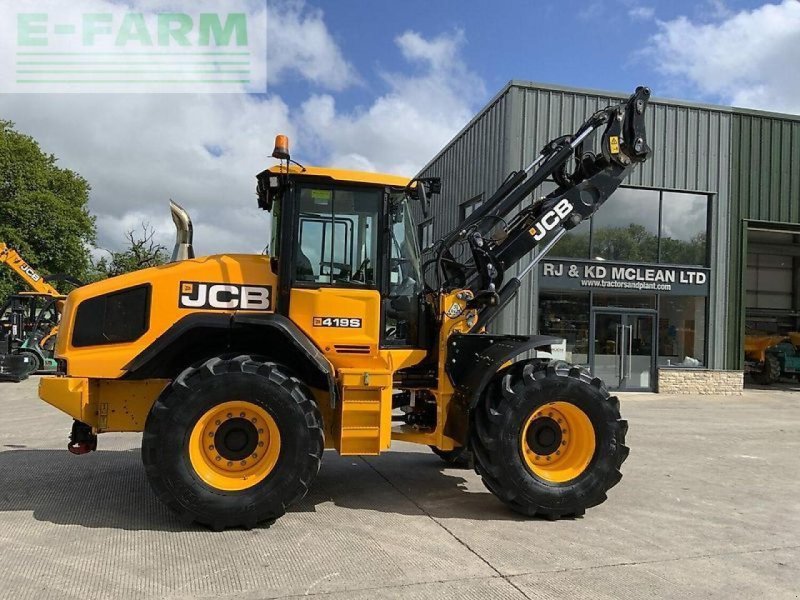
[0, 243, 61, 296]
[429, 87, 652, 330]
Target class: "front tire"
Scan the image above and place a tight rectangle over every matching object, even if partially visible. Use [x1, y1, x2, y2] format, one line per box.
[17, 350, 41, 375]
[142, 355, 324, 530]
[471, 360, 628, 519]
[753, 354, 781, 385]
[430, 445, 472, 468]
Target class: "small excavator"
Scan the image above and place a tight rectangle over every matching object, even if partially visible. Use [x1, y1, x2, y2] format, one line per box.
[0, 243, 68, 382]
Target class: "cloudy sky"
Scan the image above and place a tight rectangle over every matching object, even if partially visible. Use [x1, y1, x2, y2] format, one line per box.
[0, 0, 798, 256]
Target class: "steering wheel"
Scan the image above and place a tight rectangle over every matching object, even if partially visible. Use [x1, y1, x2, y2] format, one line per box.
[320, 261, 352, 279]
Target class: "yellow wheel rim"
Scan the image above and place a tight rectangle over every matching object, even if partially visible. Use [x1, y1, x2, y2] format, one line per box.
[520, 401, 596, 483]
[188, 400, 281, 492]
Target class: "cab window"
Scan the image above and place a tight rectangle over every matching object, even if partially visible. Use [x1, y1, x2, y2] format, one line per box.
[383, 193, 423, 345]
[295, 186, 381, 286]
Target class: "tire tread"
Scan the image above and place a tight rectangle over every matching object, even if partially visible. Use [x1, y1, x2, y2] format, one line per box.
[142, 354, 323, 530]
[471, 360, 629, 519]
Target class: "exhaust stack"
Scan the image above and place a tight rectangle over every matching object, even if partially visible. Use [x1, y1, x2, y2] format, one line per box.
[170, 200, 195, 262]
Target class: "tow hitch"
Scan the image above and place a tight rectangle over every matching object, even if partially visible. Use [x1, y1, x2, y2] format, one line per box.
[68, 420, 97, 455]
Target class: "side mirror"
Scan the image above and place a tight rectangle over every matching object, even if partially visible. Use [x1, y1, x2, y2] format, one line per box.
[417, 181, 430, 218]
[409, 176, 440, 218]
[256, 169, 286, 211]
[422, 177, 441, 195]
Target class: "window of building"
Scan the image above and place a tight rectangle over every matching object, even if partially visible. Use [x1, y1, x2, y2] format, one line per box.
[538, 292, 590, 365]
[658, 296, 706, 367]
[460, 194, 483, 220]
[418, 219, 434, 251]
[539, 288, 708, 369]
[660, 192, 708, 266]
[551, 217, 591, 259]
[591, 188, 660, 263]
[549, 188, 710, 266]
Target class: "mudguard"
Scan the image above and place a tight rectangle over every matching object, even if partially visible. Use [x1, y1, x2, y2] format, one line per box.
[446, 333, 563, 409]
[232, 313, 337, 405]
[123, 312, 337, 405]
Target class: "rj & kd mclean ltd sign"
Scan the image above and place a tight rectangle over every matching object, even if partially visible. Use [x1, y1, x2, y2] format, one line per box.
[539, 259, 710, 296]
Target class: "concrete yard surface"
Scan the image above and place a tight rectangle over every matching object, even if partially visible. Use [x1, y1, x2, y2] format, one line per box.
[0, 378, 798, 599]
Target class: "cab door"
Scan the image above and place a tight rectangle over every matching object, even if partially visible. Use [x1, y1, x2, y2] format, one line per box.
[381, 191, 425, 348]
[286, 184, 384, 368]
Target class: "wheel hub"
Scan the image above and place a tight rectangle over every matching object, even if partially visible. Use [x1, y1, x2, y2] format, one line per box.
[520, 401, 596, 483]
[214, 418, 259, 461]
[525, 417, 562, 456]
[188, 400, 281, 491]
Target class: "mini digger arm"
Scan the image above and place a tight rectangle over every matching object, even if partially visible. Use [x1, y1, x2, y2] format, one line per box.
[430, 86, 653, 330]
[0, 243, 61, 296]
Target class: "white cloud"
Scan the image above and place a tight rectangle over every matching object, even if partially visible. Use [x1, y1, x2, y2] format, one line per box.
[298, 30, 485, 175]
[2, 92, 294, 254]
[705, 0, 734, 21]
[396, 29, 461, 71]
[628, 6, 655, 20]
[266, 0, 359, 90]
[650, 0, 800, 113]
[0, 5, 483, 256]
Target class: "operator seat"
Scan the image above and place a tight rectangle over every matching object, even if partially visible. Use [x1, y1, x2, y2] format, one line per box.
[296, 247, 315, 282]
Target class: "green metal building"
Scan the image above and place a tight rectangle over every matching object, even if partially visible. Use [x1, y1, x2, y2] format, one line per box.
[417, 81, 800, 391]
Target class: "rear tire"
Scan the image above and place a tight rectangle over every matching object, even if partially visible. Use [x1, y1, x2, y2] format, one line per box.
[16, 350, 41, 374]
[142, 355, 324, 530]
[471, 360, 628, 519]
[753, 354, 781, 385]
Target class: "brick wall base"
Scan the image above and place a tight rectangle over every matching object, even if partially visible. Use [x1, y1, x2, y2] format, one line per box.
[657, 369, 743, 395]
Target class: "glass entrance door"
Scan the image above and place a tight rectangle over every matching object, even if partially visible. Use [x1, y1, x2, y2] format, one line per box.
[592, 312, 623, 388]
[591, 310, 656, 391]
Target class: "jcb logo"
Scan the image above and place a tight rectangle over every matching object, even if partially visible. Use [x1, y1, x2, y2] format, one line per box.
[179, 281, 272, 311]
[20, 263, 41, 281]
[528, 198, 574, 242]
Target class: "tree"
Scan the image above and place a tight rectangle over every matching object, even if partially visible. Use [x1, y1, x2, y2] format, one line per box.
[592, 224, 659, 262]
[0, 121, 95, 302]
[93, 222, 169, 278]
[551, 222, 706, 266]
[661, 232, 706, 266]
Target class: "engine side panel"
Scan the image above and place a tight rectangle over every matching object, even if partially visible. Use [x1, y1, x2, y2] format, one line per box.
[56, 254, 277, 378]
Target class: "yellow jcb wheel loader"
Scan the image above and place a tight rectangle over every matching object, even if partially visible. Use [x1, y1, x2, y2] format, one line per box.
[38, 87, 652, 529]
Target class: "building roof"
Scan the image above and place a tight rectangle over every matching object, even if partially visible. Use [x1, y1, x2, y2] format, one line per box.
[507, 79, 800, 123]
[417, 79, 800, 176]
